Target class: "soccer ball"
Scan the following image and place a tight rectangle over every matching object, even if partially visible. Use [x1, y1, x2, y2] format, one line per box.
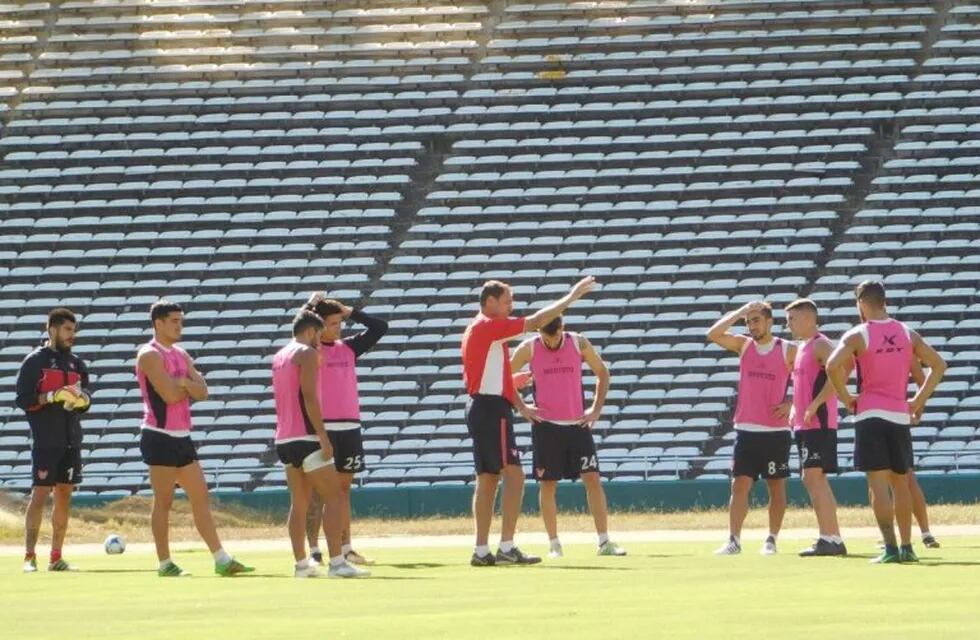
[104, 534, 126, 555]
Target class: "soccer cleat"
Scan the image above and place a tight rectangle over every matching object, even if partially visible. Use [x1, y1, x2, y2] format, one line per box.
[548, 545, 564, 560]
[597, 541, 627, 557]
[23, 557, 37, 573]
[870, 547, 901, 564]
[158, 561, 190, 577]
[495, 547, 542, 565]
[899, 546, 919, 564]
[922, 534, 940, 549]
[760, 536, 777, 556]
[310, 549, 324, 565]
[344, 549, 375, 566]
[48, 558, 77, 572]
[327, 561, 370, 578]
[470, 552, 496, 567]
[294, 564, 321, 578]
[799, 538, 846, 557]
[714, 537, 741, 556]
[214, 558, 254, 577]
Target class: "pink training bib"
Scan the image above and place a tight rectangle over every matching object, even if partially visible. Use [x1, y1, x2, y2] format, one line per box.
[733, 338, 791, 431]
[527, 332, 585, 424]
[137, 340, 192, 434]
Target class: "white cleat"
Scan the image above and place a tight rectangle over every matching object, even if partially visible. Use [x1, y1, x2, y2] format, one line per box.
[23, 559, 38, 573]
[548, 545, 564, 559]
[328, 561, 371, 578]
[294, 564, 322, 578]
[714, 537, 742, 556]
[761, 536, 778, 556]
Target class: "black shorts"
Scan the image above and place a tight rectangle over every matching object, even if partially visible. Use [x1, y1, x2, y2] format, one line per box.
[732, 430, 791, 480]
[276, 440, 320, 468]
[31, 447, 82, 487]
[854, 418, 912, 474]
[466, 395, 520, 475]
[327, 428, 366, 474]
[531, 421, 599, 481]
[795, 429, 839, 474]
[140, 429, 198, 468]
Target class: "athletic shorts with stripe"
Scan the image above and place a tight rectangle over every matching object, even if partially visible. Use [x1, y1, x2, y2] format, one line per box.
[466, 394, 520, 475]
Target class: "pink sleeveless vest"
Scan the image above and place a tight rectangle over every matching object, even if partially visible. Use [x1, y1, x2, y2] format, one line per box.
[851, 319, 913, 425]
[318, 341, 361, 430]
[137, 340, 193, 434]
[272, 340, 317, 442]
[733, 338, 791, 431]
[528, 332, 585, 424]
[792, 334, 838, 431]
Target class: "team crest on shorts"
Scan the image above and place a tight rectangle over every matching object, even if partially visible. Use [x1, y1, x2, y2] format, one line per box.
[37, 469, 48, 480]
[536, 468, 546, 478]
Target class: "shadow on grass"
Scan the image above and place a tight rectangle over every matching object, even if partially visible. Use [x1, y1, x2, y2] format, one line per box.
[82, 569, 158, 574]
[532, 565, 636, 571]
[380, 562, 452, 570]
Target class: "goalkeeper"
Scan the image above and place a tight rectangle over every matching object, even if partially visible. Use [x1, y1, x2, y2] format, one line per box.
[15, 307, 93, 573]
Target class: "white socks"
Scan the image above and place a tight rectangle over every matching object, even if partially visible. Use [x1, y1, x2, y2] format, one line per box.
[499, 541, 514, 553]
[159, 558, 173, 571]
[309, 546, 320, 556]
[329, 555, 345, 568]
[550, 537, 561, 549]
[342, 543, 352, 555]
[295, 558, 310, 570]
[213, 549, 232, 565]
[475, 545, 490, 557]
[597, 533, 609, 547]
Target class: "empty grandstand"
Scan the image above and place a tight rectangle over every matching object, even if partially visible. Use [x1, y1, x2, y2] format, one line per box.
[0, 0, 977, 499]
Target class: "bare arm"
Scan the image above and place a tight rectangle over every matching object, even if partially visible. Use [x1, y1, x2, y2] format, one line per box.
[908, 330, 947, 421]
[706, 302, 754, 354]
[524, 276, 596, 332]
[826, 334, 863, 413]
[182, 354, 209, 402]
[510, 341, 532, 374]
[297, 347, 334, 461]
[137, 350, 188, 405]
[910, 358, 926, 387]
[580, 336, 610, 428]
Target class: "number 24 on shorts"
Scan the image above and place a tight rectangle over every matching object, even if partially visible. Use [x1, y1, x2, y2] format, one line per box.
[580, 455, 597, 471]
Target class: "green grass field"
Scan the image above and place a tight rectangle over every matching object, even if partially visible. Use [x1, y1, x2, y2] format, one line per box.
[5, 538, 980, 640]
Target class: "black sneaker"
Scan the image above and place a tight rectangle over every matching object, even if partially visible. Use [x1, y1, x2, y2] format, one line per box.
[922, 534, 940, 549]
[836, 541, 848, 556]
[799, 538, 843, 557]
[470, 552, 496, 567]
[495, 547, 541, 565]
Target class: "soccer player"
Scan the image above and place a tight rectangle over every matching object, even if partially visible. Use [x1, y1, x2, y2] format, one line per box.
[136, 300, 253, 577]
[273, 310, 368, 578]
[784, 299, 846, 557]
[463, 276, 596, 567]
[707, 301, 795, 556]
[826, 280, 946, 564]
[15, 308, 91, 572]
[302, 295, 388, 566]
[510, 315, 625, 559]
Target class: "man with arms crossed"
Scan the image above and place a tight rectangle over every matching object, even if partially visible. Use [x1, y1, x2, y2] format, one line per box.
[463, 276, 595, 566]
[16, 308, 92, 572]
[272, 310, 367, 578]
[510, 315, 625, 559]
[136, 300, 252, 577]
[708, 301, 795, 556]
[784, 299, 846, 557]
[827, 281, 946, 564]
